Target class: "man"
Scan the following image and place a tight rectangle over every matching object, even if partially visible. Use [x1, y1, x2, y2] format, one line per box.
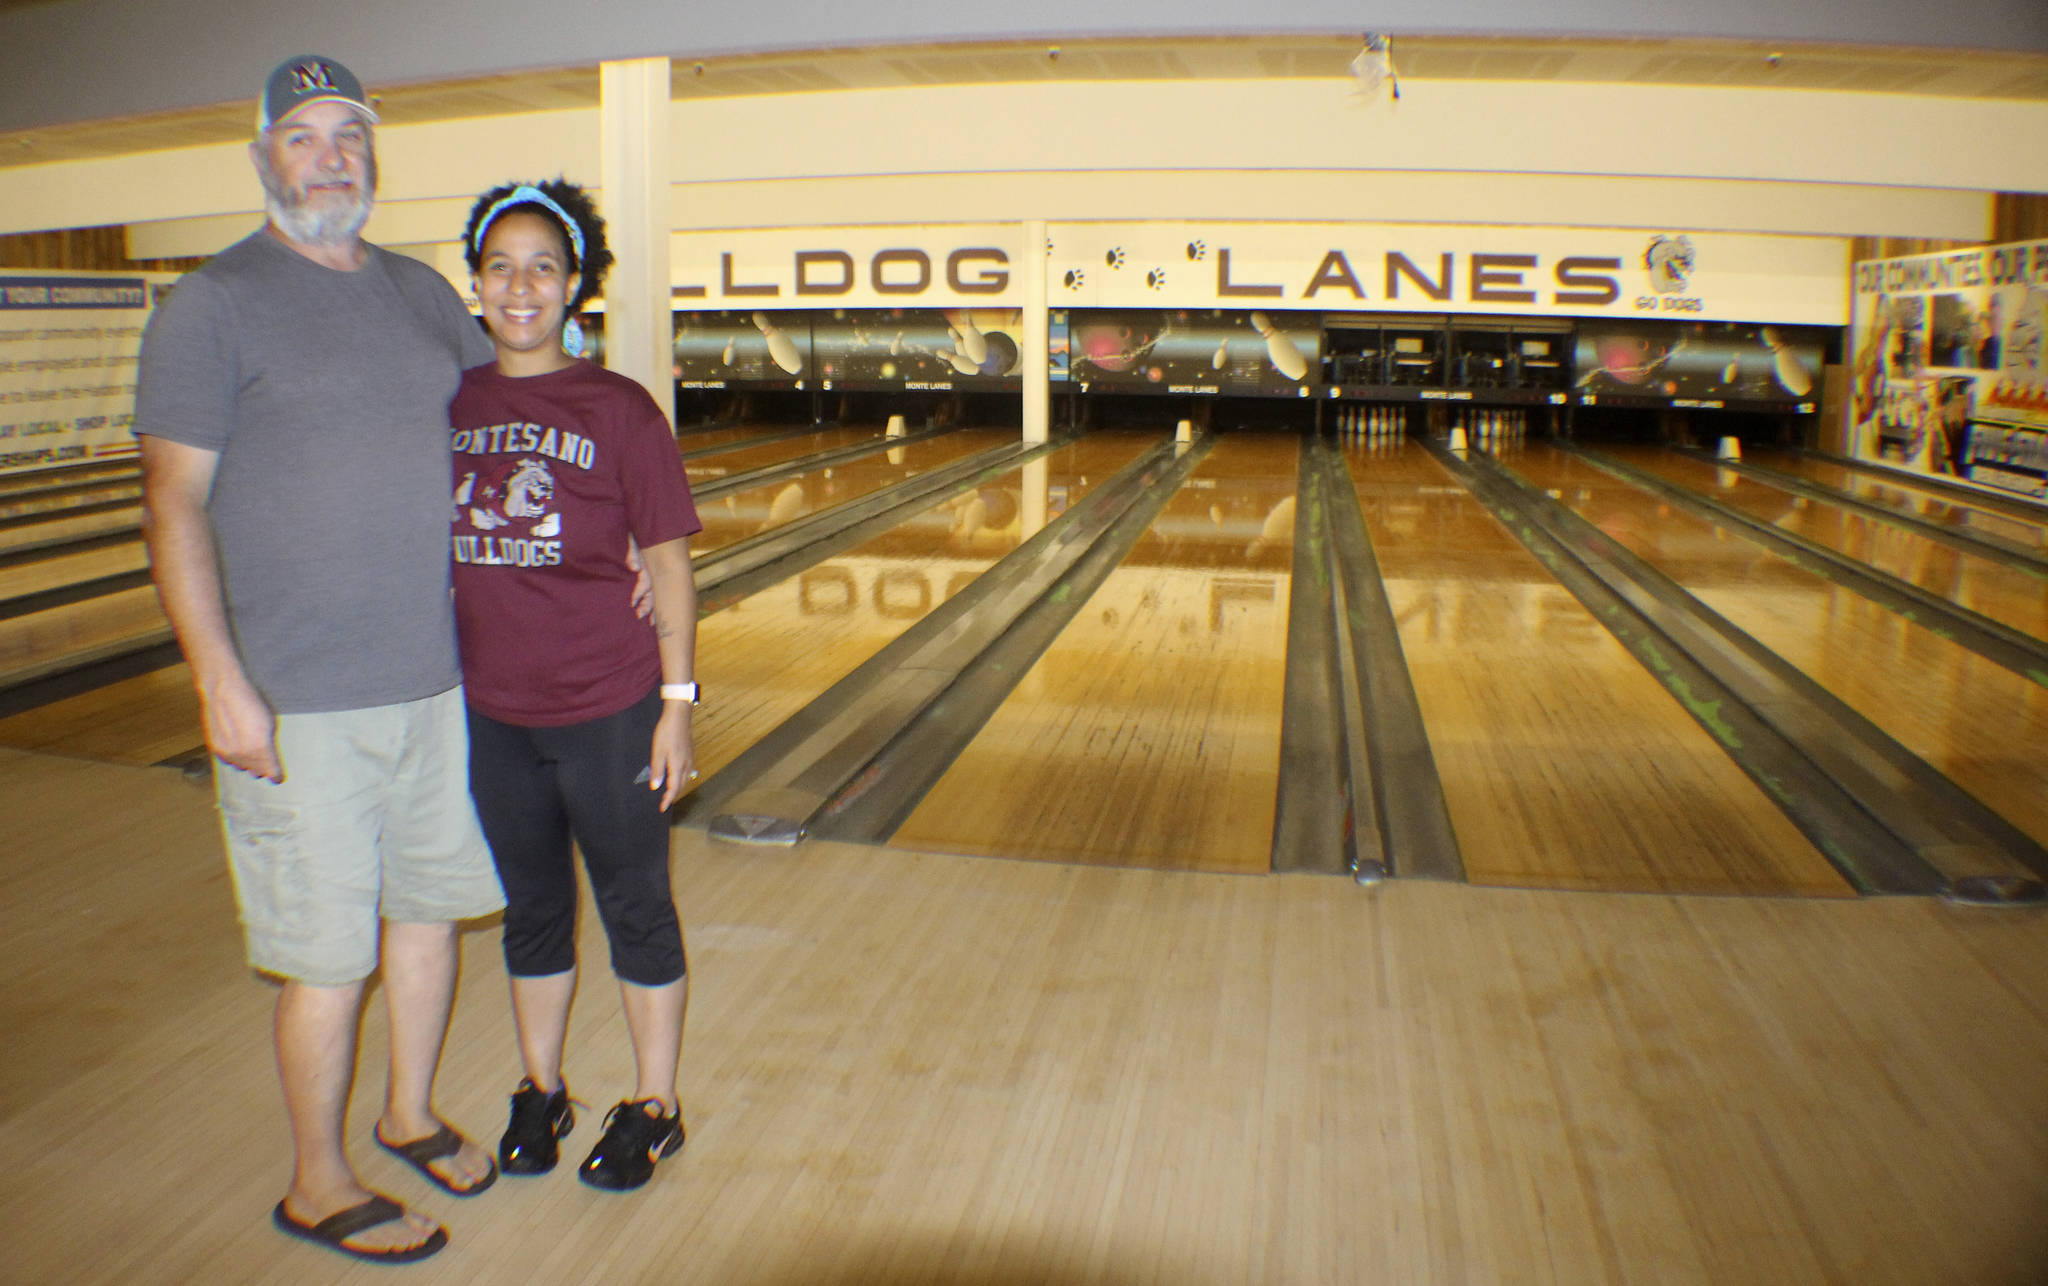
[136, 55, 501, 1264]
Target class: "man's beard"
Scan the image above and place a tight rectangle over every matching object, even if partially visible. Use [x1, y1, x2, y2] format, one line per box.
[257, 147, 377, 248]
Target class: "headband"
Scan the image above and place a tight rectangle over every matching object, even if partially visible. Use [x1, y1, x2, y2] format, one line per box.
[472, 185, 585, 265]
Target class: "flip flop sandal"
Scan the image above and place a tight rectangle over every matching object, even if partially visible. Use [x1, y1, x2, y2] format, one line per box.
[376, 1122, 499, 1197]
[272, 1194, 448, 1263]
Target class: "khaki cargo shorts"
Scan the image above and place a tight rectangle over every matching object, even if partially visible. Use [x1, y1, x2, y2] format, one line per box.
[215, 686, 505, 986]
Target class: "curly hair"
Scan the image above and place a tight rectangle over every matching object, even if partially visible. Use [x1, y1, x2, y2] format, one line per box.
[461, 178, 614, 311]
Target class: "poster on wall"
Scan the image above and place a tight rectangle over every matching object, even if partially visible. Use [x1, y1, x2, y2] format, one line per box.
[1573, 319, 1825, 411]
[0, 270, 180, 477]
[673, 309, 811, 387]
[810, 308, 1022, 390]
[1848, 239, 2048, 504]
[1067, 309, 1322, 397]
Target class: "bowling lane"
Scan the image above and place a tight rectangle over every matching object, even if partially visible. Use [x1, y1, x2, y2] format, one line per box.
[0, 503, 139, 555]
[0, 537, 147, 602]
[0, 460, 137, 496]
[2, 433, 1161, 770]
[0, 663, 200, 765]
[891, 433, 1299, 874]
[692, 428, 1011, 557]
[0, 471, 140, 520]
[1747, 447, 2048, 561]
[0, 582, 167, 686]
[681, 424, 882, 478]
[689, 431, 1159, 783]
[1349, 440, 1848, 896]
[1612, 447, 2048, 642]
[1511, 443, 2048, 863]
[674, 422, 782, 451]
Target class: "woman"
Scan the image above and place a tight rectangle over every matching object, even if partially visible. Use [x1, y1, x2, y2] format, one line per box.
[450, 179, 700, 1192]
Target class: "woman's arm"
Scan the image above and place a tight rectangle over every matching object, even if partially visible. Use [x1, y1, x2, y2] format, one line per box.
[639, 535, 698, 809]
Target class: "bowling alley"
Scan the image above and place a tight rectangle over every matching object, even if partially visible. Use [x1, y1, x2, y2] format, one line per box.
[3, 3, 2047, 1280]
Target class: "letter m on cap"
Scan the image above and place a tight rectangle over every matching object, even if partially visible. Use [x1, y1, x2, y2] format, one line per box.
[291, 61, 338, 93]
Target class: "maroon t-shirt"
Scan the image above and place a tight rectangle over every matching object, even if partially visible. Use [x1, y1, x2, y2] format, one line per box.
[449, 361, 701, 726]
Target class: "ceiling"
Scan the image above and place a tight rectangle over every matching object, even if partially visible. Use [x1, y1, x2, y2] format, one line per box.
[3, 34, 2044, 172]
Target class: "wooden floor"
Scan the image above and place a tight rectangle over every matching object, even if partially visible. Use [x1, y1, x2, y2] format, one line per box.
[1624, 449, 2048, 642]
[1514, 444, 2048, 860]
[4, 744, 2046, 1285]
[1345, 441, 1848, 896]
[690, 432, 1152, 784]
[1752, 448, 2048, 560]
[692, 428, 1009, 557]
[895, 433, 1298, 872]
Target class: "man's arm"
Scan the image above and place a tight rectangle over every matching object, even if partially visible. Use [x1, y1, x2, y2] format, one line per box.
[139, 436, 283, 782]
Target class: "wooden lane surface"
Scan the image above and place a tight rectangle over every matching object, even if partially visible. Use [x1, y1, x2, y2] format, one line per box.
[0, 435, 1153, 770]
[0, 500, 138, 554]
[0, 460, 137, 496]
[1513, 443, 2048, 864]
[0, 535, 147, 601]
[0, 473, 139, 521]
[0, 433, 1140, 769]
[0, 661, 201, 763]
[687, 431, 1157, 784]
[891, 433, 1299, 874]
[1749, 447, 2048, 559]
[691, 428, 1011, 557]
[0, 430, 1008, 758]
[0, 582, 164, 685]
[679, 424, 880, 478]
[673, 422, 783, 450]
[1346, 440, 1847, 896]
[8, 746, 2048, 1284]
[1615, 447, 2048, 642]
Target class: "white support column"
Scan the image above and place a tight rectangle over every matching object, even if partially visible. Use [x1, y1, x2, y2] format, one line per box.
[600, 57, 673, 429]
[1020, 218, 1049, 445]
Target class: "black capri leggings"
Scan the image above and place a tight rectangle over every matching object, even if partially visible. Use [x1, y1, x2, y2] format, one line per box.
[466, 689, 686, 986]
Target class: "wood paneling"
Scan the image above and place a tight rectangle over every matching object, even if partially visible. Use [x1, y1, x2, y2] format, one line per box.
[4, 745, 2045, 1284]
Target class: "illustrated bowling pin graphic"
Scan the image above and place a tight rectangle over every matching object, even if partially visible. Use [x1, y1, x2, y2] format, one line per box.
[721, 339, 735, 367]
[889, 332, 903, 356]
[1213, 340, 1229, 370]
[1247, 311, 1309, 382]
[753, 311, 803, 375]
[1759, 326, 1813, 398]
[939, 348, 981, 375]
[953, 315, 988, 365]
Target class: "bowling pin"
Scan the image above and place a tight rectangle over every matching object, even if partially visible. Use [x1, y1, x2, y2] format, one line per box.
[754, 311, 803, 375]
[955, 315, 988, 365]
[721, 338, 735, 366]
[1760, 326, 1813, 398]
[1248, 311, 1310, 382]
[1213, 340, 1229, 370]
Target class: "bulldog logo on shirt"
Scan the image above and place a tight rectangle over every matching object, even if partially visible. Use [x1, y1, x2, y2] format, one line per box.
[454, 457, 564, 567]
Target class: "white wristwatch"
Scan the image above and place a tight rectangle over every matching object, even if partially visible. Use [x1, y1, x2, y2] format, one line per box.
[660, 682, 700, 705]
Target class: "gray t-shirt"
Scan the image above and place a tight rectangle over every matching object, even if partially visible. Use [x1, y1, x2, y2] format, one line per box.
[136, 230, 495, 713]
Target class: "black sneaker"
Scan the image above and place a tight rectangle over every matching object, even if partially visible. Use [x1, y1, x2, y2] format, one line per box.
[499, 1079, 574, 1175]
[578, 1099, 684, 1191]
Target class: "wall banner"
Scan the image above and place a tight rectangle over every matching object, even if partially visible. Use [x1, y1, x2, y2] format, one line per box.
[1046, 222, 1847, 326]
[0, 269, 180, 476]
[1847, 239, 2048, 504]
[671, 225, 1024, 309]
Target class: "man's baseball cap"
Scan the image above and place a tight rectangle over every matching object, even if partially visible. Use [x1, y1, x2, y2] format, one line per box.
[258, 55, 380, 131]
